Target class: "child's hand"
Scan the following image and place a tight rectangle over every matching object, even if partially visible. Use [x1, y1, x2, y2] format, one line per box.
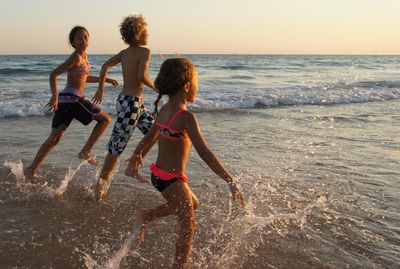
[133, 171, 150, 183]
[92, 90, 103, 105]
[124, 154, 149, 183]
[108, 79, 118, 87]
[46, 95, 58, 112]
[228, 182, 245, 208]
[126, 154, 143, 168]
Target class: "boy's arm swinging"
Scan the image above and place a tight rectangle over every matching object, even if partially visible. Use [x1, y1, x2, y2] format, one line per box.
[92, 51, 122, 105]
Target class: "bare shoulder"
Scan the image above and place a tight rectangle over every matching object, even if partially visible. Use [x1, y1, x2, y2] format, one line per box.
[139, 46, 151, 53]
[138, 47, 151, 58]
[63, 52, 81, 68]
[119, 48, 128, 57]
[68, 52, 80, 63]
[181, 110, 198, 126]
[182, 109, 195, 118]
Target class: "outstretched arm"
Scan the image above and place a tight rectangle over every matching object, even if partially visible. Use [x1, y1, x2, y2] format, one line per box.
[92, 51, 122, 105]
[138, 48, 157, 93]
[185, 111, 245, 206]
[86, 75, 118, 87]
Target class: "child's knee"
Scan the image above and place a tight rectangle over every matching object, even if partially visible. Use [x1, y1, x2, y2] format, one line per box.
[50, 132, 64, 145]
[98, 113, 112, 125]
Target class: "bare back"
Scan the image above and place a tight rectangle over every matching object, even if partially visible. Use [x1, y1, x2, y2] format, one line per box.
[120, 46, 150, 97]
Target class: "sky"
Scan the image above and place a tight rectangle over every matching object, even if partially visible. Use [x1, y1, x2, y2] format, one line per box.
[1, 0, 400, 55]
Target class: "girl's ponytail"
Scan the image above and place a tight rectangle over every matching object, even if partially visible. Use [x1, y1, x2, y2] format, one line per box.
[153, 93, 162, 115]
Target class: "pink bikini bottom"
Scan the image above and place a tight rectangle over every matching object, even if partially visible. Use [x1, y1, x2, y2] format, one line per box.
[150, 163, 188, 182]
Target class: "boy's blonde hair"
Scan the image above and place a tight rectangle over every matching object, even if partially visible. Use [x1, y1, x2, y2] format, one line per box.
[119, 15, 148, 45]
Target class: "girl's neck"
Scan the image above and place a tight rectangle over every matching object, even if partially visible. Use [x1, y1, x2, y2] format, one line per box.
[168, 94, 187, 109]
[75, 49, 87, 58]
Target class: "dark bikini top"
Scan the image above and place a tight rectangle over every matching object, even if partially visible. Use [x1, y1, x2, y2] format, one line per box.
[156, 109, 189, 141]
[68, 61, 91, 76]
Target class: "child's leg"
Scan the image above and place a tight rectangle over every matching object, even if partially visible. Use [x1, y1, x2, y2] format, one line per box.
[93, 152, 119, 200]
[25, 126, 65, 180]
[94, 96, 142, 200]
[167, 182, 196, 269]
[136, 191, 199, 244]
[138, 181, 196, 269]
[138, 188, 198, 225]
[124, 106, 156, 178]
[137, 186, 199, 234]
[79, 111, 112, 165]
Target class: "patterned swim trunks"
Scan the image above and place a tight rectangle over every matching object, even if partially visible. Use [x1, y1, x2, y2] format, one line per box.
[107, 94, 155, 156]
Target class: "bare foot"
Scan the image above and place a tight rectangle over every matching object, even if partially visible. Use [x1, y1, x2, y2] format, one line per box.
[24, 167, 37, 183]
[134, 210, 150, 244]
[93, 179, 110, 201]
[78, 151, 99, 165]
[124, 168, 149, 183]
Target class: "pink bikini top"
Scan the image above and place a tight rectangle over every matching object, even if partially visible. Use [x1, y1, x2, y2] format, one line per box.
[156, 109, 189, 141]
[68, 62, 91, 76]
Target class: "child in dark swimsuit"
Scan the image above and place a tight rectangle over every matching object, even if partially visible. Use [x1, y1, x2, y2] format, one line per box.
[24, 26, 118, 180]
[125, 58, 245, 269]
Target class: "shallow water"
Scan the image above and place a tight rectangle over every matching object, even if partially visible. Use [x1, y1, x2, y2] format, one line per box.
[1, 98, 399, 268]
[1, 54, 400, 268]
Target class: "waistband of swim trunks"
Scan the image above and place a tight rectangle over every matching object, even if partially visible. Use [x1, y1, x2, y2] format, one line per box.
[61, 87, 83, 97]
[58, 93, 82, 103]
[117, 94, 141, 102]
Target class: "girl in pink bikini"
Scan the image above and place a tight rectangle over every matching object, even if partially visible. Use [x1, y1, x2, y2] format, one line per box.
[125, 58, 245, 269]
[25, 26, 118, 180]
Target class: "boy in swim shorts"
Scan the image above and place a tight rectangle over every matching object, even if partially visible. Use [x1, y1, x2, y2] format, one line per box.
[91, 15, 158, 200]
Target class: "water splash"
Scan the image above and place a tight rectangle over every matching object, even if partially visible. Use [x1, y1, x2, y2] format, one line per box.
[192, 170, 331, 269]
[3, 159, 25, 183]
[46, 160, 88, 197]
[3, 159, 90, 200]
[80, 231, 138, 269]
[102, 232, 135, 269]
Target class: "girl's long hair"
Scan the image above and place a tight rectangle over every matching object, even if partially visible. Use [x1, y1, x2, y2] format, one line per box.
[153, 58, 195, 114]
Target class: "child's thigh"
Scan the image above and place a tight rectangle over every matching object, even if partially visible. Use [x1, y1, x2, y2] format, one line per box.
[162, 181, 196, 222]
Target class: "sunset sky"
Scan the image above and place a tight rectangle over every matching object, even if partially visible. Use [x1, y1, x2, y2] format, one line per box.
[1, 0, 399, 55]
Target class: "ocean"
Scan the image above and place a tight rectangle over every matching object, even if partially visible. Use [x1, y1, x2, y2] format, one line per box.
[0, 54, 399, 268]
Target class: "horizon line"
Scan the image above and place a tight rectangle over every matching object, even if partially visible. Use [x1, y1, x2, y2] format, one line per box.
[1, 53, 400, 56]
